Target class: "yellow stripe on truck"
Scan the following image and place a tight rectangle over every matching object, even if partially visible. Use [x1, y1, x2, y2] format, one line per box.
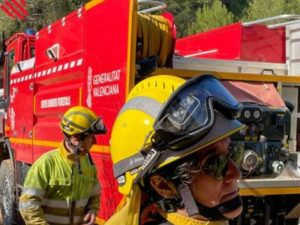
[9, 137, 111, 154]
[85, 0, 105, 10]
[240, 187, 300, 196]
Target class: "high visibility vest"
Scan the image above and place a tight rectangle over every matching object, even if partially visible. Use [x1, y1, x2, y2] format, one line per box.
[19, 143, 100, 225]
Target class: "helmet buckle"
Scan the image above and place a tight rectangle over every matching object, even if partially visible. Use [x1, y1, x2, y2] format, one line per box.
[157, 199, 176, 213]
[134, 148, 161, 182]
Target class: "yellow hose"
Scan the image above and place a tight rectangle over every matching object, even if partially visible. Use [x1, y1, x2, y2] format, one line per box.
[137, 13, 173, 67]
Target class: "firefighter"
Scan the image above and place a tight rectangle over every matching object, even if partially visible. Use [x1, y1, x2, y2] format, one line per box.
[106, 74, 244, 225]
[19, 106, 106, 225]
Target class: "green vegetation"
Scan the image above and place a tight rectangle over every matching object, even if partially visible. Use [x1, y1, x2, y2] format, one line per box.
[165, 0, 300, 37]
[0, 0, 300, 43]
[0, 0, 86, 44]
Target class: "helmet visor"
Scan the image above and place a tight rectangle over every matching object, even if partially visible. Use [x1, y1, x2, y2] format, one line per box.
[88, 119, 107, 135]
[153, 75, 242, 151]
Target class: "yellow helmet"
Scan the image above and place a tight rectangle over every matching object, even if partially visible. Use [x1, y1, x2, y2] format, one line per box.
[110, 75, 244, 195]
[60, 106, 106, 136]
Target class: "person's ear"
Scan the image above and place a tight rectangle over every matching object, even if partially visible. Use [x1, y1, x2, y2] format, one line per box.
[149, 175, 178, 199]
[69, 135, 80, 145]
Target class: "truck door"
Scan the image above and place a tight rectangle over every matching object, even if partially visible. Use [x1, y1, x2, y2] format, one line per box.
[5, 35, 35, 164]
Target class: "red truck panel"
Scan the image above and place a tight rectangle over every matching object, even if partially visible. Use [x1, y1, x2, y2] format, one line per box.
[35, 9, 84, 67]
[9, 68, 34, 163]
[84, 1, 133, 219]
[175, 22, 285, 63]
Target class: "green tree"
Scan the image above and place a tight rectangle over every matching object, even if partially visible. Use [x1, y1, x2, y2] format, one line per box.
[0, 11, 20, 39]
[0, 0, 82, 39]
[222, 0, 249, 19]
[242, 0, 288, 22]
[1, 0, 300, 45]
[188, 0, 234, 34]
[165, 0, 207, 37]
[285, 0, 300, 14]
[24, 0, 80, 31]
[164, 0, 244, 37]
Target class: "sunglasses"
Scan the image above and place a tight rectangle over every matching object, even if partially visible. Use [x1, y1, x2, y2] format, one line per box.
[194, 143, 243, 181]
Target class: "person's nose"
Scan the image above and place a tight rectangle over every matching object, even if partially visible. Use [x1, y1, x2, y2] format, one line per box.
[224, 159, 242, 183]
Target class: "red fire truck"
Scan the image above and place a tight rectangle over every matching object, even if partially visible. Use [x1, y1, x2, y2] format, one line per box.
[0, 0, 299, 224]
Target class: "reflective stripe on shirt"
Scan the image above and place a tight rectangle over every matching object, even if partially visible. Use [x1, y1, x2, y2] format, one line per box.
[19, 195, 89, 210]
[42, 198, 89, 208]
[19, 200, 41, 210]
[21, 187, 45, 198]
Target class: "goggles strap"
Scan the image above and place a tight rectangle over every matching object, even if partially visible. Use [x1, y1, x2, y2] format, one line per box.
[194, 197, 242, 221]
[135, 148, 161, 183]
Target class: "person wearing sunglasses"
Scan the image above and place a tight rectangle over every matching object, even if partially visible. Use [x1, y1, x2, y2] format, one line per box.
[19, 106, 106, 225]
[106, 74, 244, 225]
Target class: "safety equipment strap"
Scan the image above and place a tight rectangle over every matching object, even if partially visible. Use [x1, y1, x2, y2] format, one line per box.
[158, 209, 229, 225]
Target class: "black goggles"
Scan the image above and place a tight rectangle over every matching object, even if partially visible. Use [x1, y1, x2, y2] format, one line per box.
[152, 75, 242, 151]
[84, 119, 107, 135]
[195, 143, 244, 181]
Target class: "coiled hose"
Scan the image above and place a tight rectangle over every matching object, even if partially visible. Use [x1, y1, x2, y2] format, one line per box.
[137, 13, 174, 67]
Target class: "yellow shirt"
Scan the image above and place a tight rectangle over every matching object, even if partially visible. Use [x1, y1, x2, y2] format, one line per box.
[19, 143, 100, 225]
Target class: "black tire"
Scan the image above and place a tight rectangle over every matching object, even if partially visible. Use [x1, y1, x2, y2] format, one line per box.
[0, 159, 22, 225]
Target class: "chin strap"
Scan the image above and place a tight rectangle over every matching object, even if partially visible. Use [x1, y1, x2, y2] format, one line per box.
[178, 183, 200, 216]
[64, 137, 84, 174]
[177, 183, 242, 221]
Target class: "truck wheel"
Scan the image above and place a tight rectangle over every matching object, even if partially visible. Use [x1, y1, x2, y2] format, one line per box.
[0, 160, 19, 225]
